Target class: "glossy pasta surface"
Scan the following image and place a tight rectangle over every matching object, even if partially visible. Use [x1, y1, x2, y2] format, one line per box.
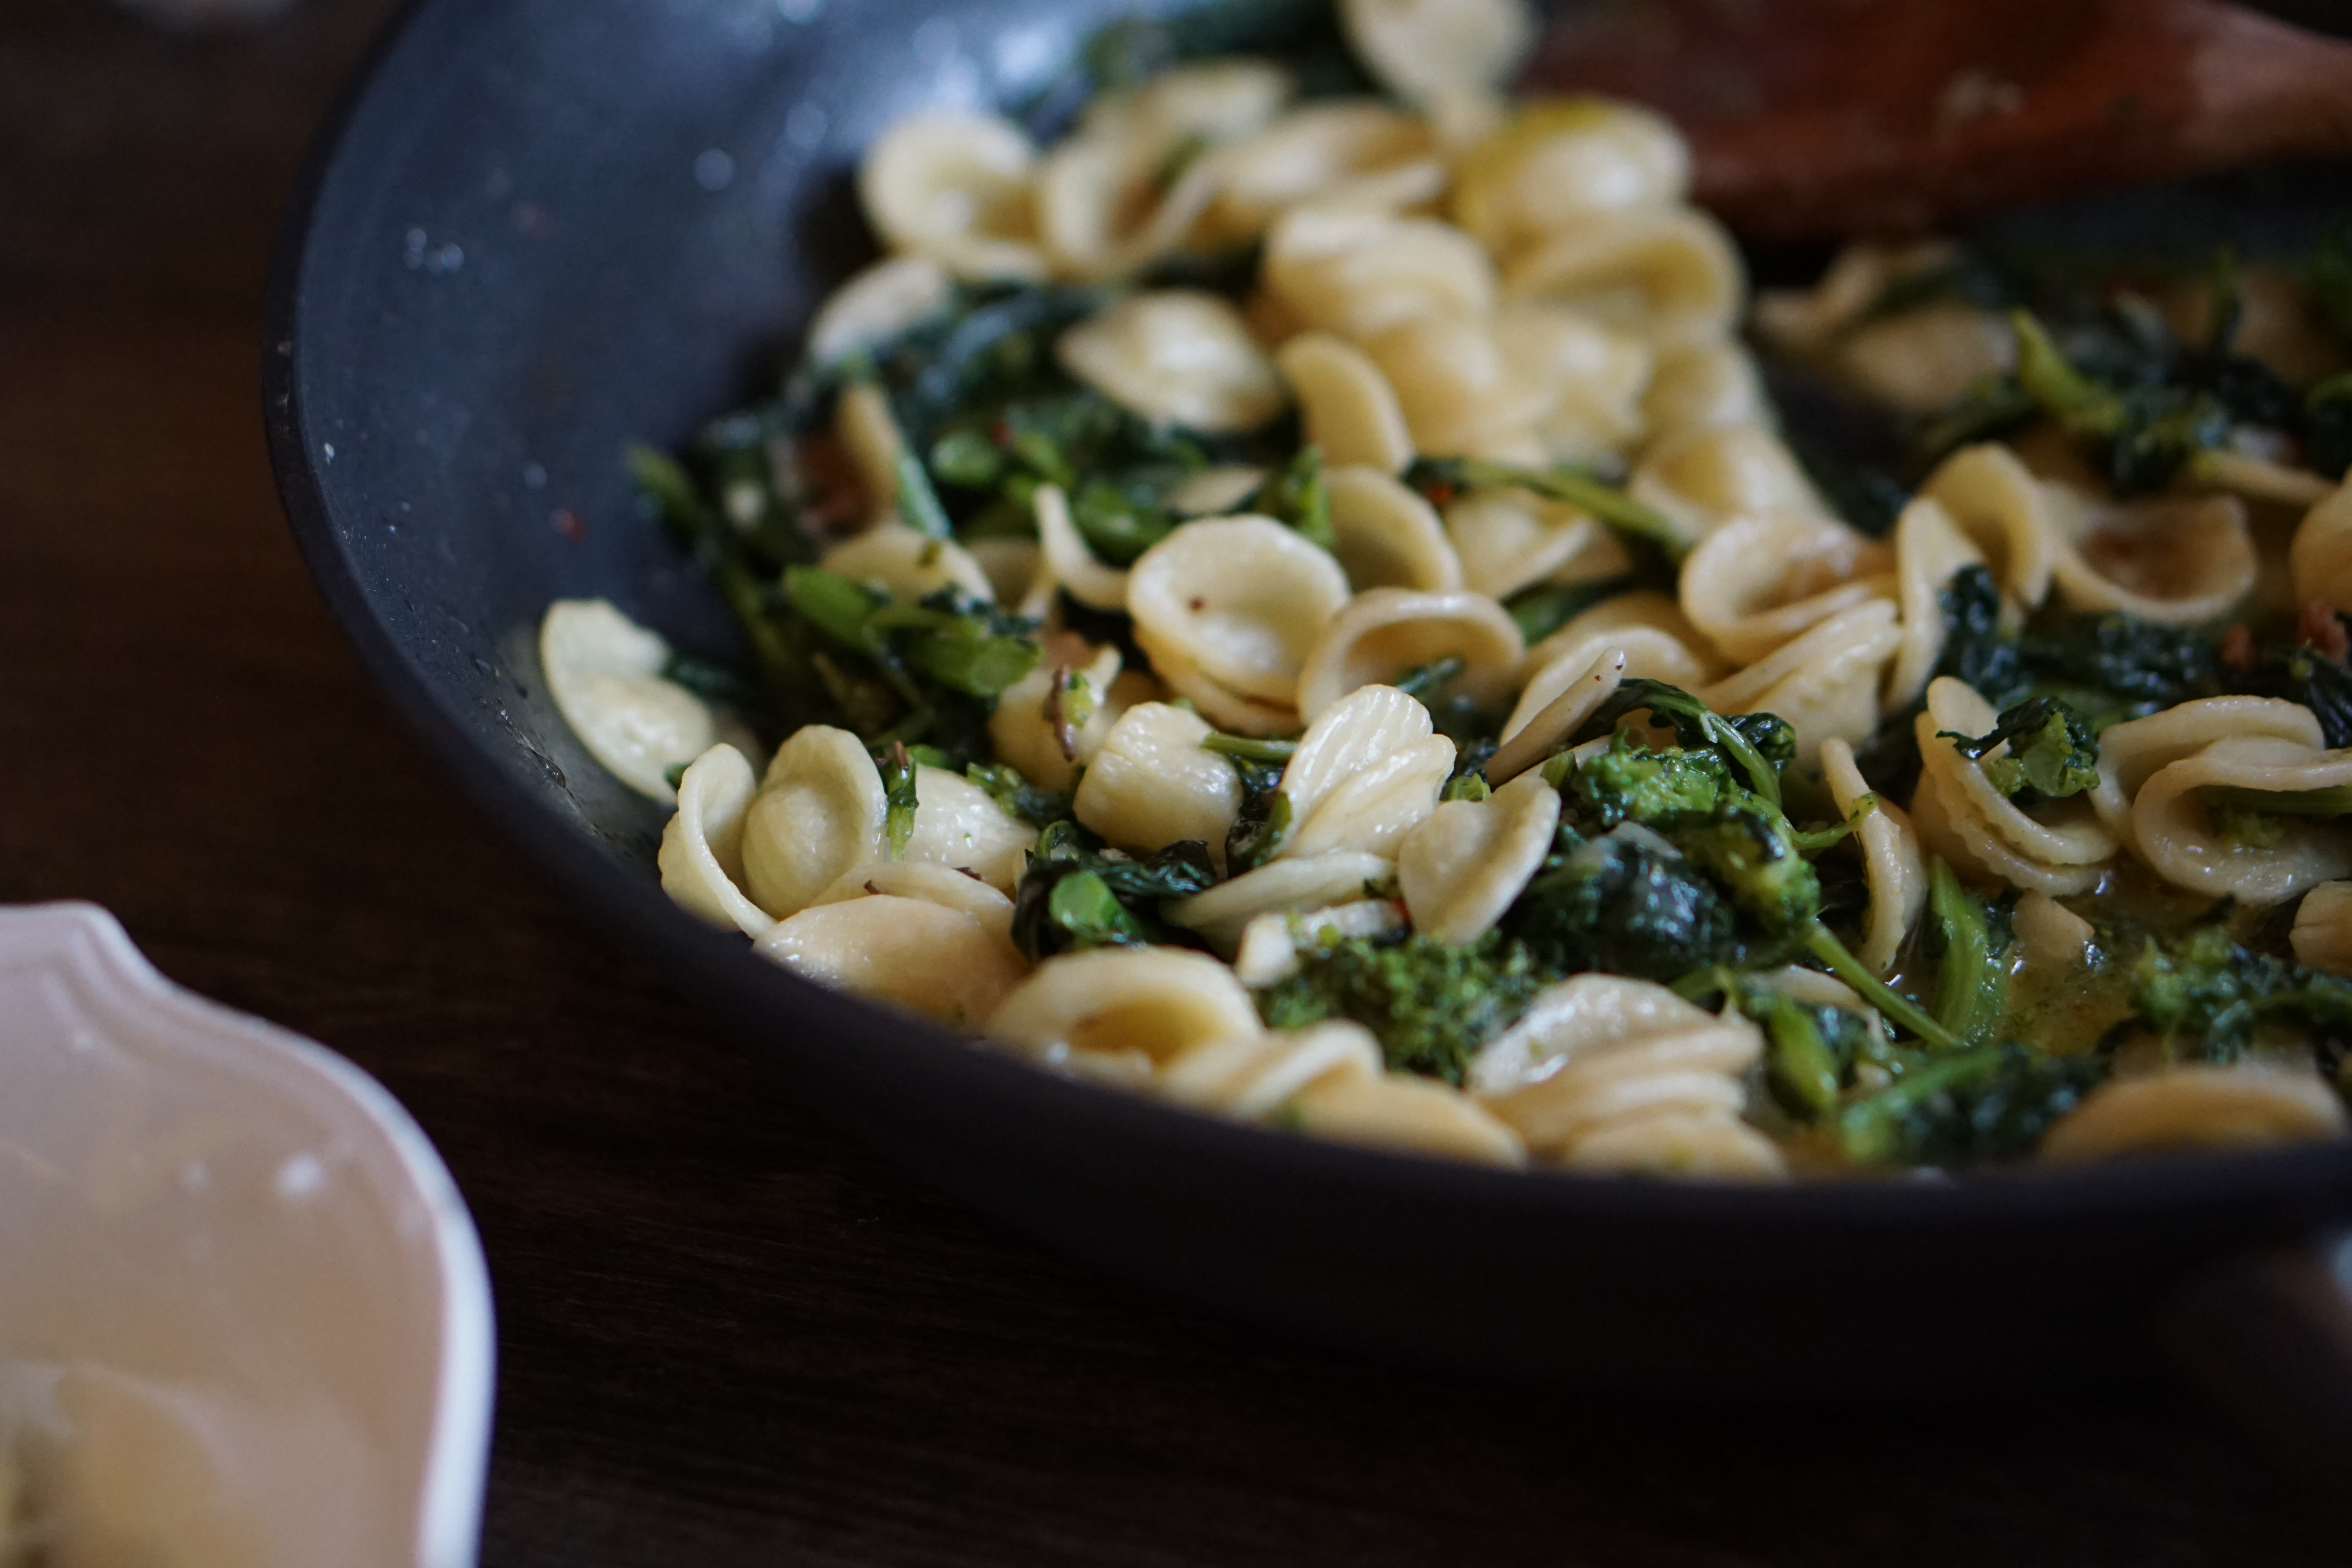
[541, 0, 2352, 1179]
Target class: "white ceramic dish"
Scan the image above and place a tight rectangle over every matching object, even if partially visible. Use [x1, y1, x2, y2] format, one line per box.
[0, 902, 492, 1568]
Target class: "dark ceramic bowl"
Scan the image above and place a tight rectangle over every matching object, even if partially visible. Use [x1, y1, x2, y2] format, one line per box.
[266, 0, 2352, 1398]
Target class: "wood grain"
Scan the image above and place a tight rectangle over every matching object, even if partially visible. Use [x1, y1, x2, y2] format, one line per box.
[2, 0, 2348, 1561]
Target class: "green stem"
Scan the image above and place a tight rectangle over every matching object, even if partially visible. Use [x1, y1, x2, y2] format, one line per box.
[1202, 733, 1298, 762]
[1804, 922, 1962, 1051]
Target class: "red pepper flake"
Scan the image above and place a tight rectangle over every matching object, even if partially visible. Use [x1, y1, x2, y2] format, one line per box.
[1187, 596, 1207, 612]
[797, 432, 866, 535]
[1423, 481, 1457, 508]
[2218, 622, 2256, 673]
[989, 421, 1015, 446]
[549, 506, 586, 541]
[2302, 600, 2351, 664]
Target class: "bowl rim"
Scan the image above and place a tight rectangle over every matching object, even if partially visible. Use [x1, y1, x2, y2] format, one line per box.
[258, 0, 2352, 1243]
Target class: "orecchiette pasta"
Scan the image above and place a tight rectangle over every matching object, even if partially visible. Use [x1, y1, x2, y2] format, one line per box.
[1293, 587, 1523, 719]
[857, 111, 1046, 282]
[1056, 291, 1288, 434]
[1502, 206, 1744, 347]
[1073, 701, 1245, 866]
[1678, 508, 1895, 665]
[1820, 739, 1926, 975]
[1909, 677, 2117, 896]
[988, 946, 1264, 1087]
[1702, 601, 1904, 760]
[1323, 465, 1462, 590]
[757, 894, 1027, 1026]
[1453, 98, 1688, 260]
[2293, 882, 2352, 976]
[1469, 975, 1786, 1178]
[658, 743, 774, 937]
[2040, 1064, 2347, 1161]
[1629, 422, 1824, 546]
[590, 23, 2352, 1181]
[1275, 334, 1418, 474]
[1127, 514, 1352, 714]
[1397, 772, 1560, 944]
[540, 599, 726, 803]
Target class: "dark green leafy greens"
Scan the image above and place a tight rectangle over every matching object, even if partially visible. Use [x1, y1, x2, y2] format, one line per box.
[1009, 822, 1219, 962]
[2129, 923, 2352, 1069]
[1257, 929, 1541, 1084]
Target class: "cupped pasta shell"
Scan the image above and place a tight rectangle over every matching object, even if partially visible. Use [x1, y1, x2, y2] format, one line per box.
[1678, 508, 1895, 666]
[1701, 600, 1904, 762]
[1907, 677, 2117, 896]
[1488, 646, 1626, 786]
[1165, 851, 1396, 954]
[1294, 588, 1523, 720]
[1453, 98, 1690, 258]
[988, 643, 1123, 795]
[1397, 772, 1562, 944]
[1443, 485, 1603, 600]
[657, 743, 774, 936]
[541, 598, 720, 802]
[2292, 881, 2352, 976]
[1884, 495, 1987, 711]
[2040, 1064, 2347, 1162]
[2290, 481, 2352, 611]
[1210, 100, 1439, 237]
[1494, 300, 1655, 465]
[1339, 0, 1535, 103]
[1281, 684, 1438, 822]
[1263, 205, 1496, 341]
[1502, 207, 1743, 347]
[1820, 737, 1926, 976]
[1281, 736, 1457, 862]
[805, 254, 954, 367]
[755, 895, 1027, 1027]
[1641, 341, 1768, 444]
[1159, 1018, 1381, 1120]
[1276, 334, 1416, 474]
[1148, 639, 1304, 738]
[1289, 1070, 1530, 1165]
[1057, 290, 1287, 434]
[856, 110, 1045, 283]
[810, 858, 1017, 940]
[834, 380, 908, 529]
[820, 521, 995, 604]
[1363, 312, 1548, 459]
[1916, 443, 2059, 608]
[1521, 589, 1717, 688]
[740, 726, 888, 918]
[987, 946, 1264, 1084]
[2129, 737, 2352, 906]
[1082, 58, 1295, 150]
[2089, 696, 2322, 851]
[2045, 489, 2258, 626]
[1232, 898, 1406, 987]
[1074, 701, 1245, 867]
[969, 537, 1044, 608]
[1034, 131, 1221, 281]
[1325, 466, 1461, 590]
[1128, 515, 1352, 705]
[1630, 422, 1823, 546]
[1033, 483, 1130, 613]
[1167, 465, 1268, 518]
[1469, 974, 1780, 1177]
[900, 765, 1034, 894]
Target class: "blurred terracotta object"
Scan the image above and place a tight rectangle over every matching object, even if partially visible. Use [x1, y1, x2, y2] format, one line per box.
[1522, 0, 2352, 240]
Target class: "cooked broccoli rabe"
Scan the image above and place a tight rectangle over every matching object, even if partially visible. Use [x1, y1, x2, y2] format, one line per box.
[878, 741, 919, 857]
[1009, 822, 1218, 962]
[1256, 928, 1542, 1084]
[1922, 860, 2014, 1047]
[1566, 731, 1739, 828]
[1837, 1042, 2107, 1165]
[1940, 695, 2100, 804]
[1404, 456, 1691, 566]
[1734, 981, 1880, 1121]
[2128, 923, 2352, 1068]
[965, 762, 1072, 828]
[1243, 444, 1334, 550]
[1504, 822, 1745, 983]
[1568, 678, 1786, 808]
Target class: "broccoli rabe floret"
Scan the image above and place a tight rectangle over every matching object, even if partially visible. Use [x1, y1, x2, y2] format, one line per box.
[1922, 860, 2015, 1047]
[1735, 983, 1879, 1121]
[1837, 1042, 2108, 1165]
[1009, 822, 1218, 961]
[1673, 806, 1822, 936]
[1257, 929, 1542, 1084]
[1942, 695, 2100, 804]
[1566, 732, 1736, 828]
[1503, 824, 1744, 983]
[2129, 923, 2352, 1067]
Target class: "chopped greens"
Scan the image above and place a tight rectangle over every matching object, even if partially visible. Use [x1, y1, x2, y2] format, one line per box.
[1257, 929, 1542, 1084]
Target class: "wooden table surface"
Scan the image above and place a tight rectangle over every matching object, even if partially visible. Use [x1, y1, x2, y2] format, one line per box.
[4, 1, 2348, 1563]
